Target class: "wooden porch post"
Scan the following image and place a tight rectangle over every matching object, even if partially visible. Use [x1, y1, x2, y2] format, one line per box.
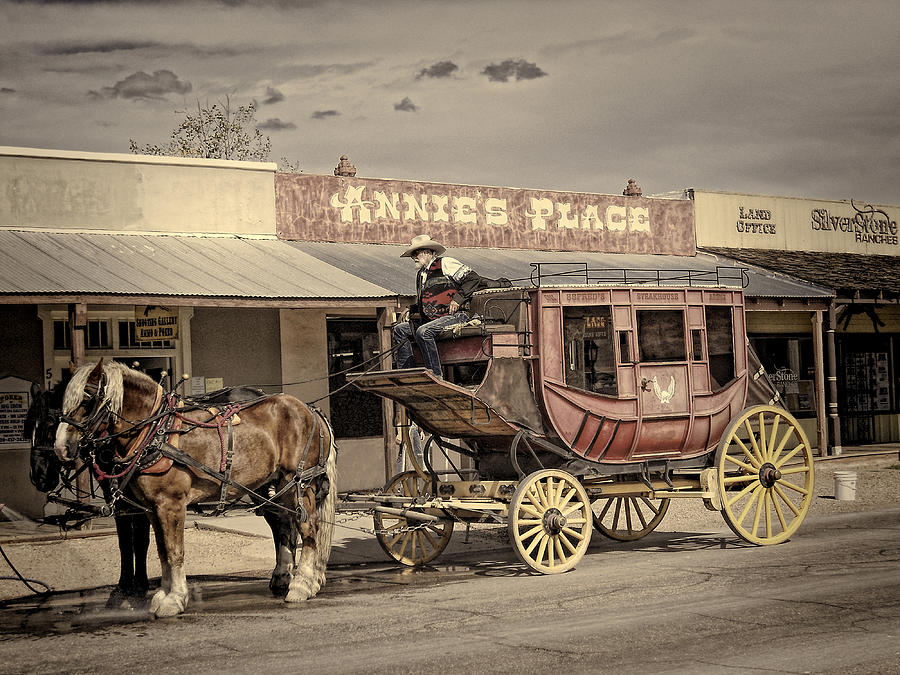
[67, 303, 90, 524]
[376, 306, 396, 484]
[826, 302, 842, 455]
[811, 309, 828, 455]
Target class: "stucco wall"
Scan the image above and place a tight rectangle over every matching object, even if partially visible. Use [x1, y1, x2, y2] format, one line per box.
[190, 307, 283, 391]
[0, 147, 276, 235]
[278, 309, 387, 491]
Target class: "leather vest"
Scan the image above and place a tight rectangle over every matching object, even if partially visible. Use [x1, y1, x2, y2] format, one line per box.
[418, 258, 460, 320]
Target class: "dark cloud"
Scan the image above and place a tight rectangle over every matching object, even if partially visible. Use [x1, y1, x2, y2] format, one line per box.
[394, 97, 417, 112]
[482, 58, 546, 82]
[40, 40, 162, 56]
[311, 109, 340, 120]
[1, 87, 15, 94]
[257, 117, 296, 131]
[417, 60, 458, 79]
[261, 86, 284, 105]
[89, 69, 191, 100]
[40, 39, 249, 59]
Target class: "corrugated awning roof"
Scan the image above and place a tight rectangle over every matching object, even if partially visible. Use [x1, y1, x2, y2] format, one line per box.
[702, 247, 900, 299]
[0, 231, 395, 302]
[291, 241, 835, 300]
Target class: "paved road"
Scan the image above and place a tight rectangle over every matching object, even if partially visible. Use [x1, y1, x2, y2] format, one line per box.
[2, 507, 899, 675]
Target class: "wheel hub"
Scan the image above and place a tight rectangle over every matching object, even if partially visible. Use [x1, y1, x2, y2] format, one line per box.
[758, 462, 782, 488]
[543, 508, 567, 534]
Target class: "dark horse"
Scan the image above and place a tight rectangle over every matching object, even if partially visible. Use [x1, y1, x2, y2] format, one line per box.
[54, 360, 337, 618]
[26, 378, 151, 598]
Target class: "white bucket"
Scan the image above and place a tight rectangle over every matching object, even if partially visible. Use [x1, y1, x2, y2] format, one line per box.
[833, 470, 858, 501]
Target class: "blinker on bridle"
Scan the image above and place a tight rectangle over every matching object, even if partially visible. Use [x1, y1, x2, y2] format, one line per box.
[60, 372, 112, 437]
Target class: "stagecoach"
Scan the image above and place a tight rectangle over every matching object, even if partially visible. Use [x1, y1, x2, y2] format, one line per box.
[347, 263, 815, 574]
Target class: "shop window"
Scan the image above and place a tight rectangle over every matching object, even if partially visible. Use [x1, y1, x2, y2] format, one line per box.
[118, 320, 174, 349]
[750, 336, 816, 414]
[52, 319, 111, 350]
[706, 306, 735, 389]
[563, 306, 617, 395]
[636, 309, 685, 362]
[327, 319, 384, 438]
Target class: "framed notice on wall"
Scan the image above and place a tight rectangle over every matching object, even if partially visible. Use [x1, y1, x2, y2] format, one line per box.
[0, 377, 33, 446]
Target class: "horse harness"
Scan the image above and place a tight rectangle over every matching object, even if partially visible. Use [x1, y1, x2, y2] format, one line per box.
[69, 380, 331, 521]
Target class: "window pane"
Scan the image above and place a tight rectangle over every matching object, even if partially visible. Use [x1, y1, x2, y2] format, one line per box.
[691, 330, 704, 361]
[327, 319, 384, 438]
[53, 320, 70, 350]
[706, 306, 734, 388]
[618, 331, 632, 363]
[563, 306, 617, 395]
[636, 310, 685, 362]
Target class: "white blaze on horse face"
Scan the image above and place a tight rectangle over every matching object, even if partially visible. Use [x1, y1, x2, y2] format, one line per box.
[54, 422, 77, 462]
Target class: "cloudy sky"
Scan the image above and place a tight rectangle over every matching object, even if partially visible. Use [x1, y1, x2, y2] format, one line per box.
[1, 0, 899, 205]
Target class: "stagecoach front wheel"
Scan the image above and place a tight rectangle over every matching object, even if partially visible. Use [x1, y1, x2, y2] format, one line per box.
[373, 471, 453, 566]
[716, 405, 815, 545]
[591, 494, 670, 541]
[508, 469, 592, 574]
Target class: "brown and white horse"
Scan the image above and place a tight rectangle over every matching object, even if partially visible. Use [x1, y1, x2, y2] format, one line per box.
[54, 360, 337, 618]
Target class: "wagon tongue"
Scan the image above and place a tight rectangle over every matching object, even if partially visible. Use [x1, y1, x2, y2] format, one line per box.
[347, 368, 518, 438]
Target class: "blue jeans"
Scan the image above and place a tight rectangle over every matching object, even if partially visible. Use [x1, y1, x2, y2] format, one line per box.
[393, 312, 469, 378]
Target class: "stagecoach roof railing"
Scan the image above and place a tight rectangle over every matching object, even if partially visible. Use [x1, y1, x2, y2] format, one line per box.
[528, 263, 750, 289]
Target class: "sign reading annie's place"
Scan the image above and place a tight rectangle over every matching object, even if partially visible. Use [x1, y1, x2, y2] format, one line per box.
[276, 174, 696, 254]
[693, 191, 900, 255]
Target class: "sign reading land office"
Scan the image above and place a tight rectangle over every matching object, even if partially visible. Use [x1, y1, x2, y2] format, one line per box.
[693, 191, 900, 255]
[276, 174, 696, 255]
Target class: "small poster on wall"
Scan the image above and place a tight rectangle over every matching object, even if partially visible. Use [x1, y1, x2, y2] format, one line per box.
[0, 377, 33, 445]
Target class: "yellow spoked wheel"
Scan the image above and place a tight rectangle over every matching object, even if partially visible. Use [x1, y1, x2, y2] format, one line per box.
[374, 471, 454, 566]
[508, 469, 592, 574]
[592, 495, 670, 541]
[717, 405, 815, 545]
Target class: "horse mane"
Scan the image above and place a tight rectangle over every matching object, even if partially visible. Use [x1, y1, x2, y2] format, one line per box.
[64, 361, 155, 415]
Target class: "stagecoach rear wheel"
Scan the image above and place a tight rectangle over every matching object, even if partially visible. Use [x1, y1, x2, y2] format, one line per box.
[508, 469, 592, 574]
[591, 494, 670, 541]
[373, 471, 454, 566]
[716, 405, 815, 545]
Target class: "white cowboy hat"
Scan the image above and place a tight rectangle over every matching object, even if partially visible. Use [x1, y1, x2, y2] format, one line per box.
[400, 234, 446, 258]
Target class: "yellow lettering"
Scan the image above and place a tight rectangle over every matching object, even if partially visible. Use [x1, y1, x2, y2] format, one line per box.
[556, 202, 578, 229]
[432, 195, 450, 223]
[402, 193, 429, 221]
[606, 205, 627, 232]
[528, 197, 553, 230]
[485, 197, 508, 226]
[453, 196, 477, 224]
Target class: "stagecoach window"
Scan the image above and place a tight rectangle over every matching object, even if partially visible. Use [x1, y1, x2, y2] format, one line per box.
[636, 310, 685, 362]
[327, 319, 383, 438]
[706, 306, 735, 389]
[563, 306, 617, 396]
[618, 331, 632, 363]
[691, 330, 704, 361]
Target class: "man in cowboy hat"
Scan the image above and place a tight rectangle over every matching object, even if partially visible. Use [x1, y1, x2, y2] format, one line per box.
[393, 234, 485, 378]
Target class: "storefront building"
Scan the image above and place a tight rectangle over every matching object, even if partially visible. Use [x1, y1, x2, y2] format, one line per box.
[0, 146, 834, 519]
[692, 189, 900, 449]
[0, 147, 398, 518]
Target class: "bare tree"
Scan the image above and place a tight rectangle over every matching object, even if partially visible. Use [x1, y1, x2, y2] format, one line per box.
[130, 97, 272, 161]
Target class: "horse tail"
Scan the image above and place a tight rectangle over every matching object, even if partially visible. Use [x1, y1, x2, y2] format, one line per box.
[313, 409, 338, 580]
